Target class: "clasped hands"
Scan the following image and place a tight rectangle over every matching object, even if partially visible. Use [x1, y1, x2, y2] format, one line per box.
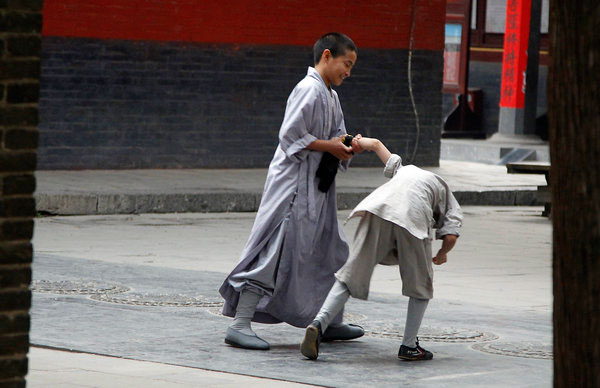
[328, 134, 366, 160]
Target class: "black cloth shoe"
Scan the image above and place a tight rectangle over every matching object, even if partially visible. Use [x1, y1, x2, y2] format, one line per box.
[300, 321, 322, 360]
[321, 323, 364, 342]
[398, 338, 433, 361]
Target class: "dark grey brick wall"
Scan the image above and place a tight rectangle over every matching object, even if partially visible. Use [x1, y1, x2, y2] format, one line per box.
[338, 49, 443, 167]
[0, 1, 42, 387]
[39, 37, 442, 169]
[443, 60, 548, 137]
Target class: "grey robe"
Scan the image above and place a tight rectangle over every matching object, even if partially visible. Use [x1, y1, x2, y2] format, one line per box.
[219, 67, 350, 328]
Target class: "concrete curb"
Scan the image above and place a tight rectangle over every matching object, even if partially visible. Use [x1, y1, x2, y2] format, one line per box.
[36, 190, 543, 215]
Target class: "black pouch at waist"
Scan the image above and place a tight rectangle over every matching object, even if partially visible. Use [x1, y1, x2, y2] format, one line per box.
[316, 135, 353, 193]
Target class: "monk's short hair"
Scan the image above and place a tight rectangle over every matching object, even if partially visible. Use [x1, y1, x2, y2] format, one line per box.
[313, 33, 357, 65]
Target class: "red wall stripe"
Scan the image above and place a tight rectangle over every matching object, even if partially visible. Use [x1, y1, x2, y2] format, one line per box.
[42, 0, 444, 50]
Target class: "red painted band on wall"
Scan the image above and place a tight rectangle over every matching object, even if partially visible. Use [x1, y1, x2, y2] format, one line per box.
[42, 0, 444, 51]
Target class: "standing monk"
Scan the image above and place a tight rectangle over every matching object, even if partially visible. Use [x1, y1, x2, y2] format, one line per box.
[219, 33, 365, 350]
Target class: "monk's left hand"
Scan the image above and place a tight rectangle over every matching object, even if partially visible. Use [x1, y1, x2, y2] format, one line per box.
[432, 252, 447, 265]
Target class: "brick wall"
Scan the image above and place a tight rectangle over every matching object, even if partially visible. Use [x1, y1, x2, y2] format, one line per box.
[0, 1, 42, 386]
[39, 39, 442, 168]
[38, 0, 445, 169]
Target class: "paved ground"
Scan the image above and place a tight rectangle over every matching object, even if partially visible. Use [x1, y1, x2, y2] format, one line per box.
[29, 206, 553, 387]
[35, 160, 548, 215]
[28, 347, 316, 388]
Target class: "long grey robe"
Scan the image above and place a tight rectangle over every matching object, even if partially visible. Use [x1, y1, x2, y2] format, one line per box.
[219, 67, 350, 328]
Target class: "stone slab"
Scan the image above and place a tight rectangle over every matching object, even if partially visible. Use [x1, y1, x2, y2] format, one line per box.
[31, 254, 552, 387]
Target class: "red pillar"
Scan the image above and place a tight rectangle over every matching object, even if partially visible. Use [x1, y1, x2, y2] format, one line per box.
[498, 0, 532, 135]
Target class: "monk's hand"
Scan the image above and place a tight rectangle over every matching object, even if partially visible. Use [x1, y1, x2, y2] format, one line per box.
[432, 251, 447, 265]
[329, 137, 353, 160]
[355, 137, 380, 152]
[351, 134, 365, 153]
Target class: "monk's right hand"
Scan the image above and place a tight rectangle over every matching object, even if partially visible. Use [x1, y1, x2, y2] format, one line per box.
[328, 137, 353, 160]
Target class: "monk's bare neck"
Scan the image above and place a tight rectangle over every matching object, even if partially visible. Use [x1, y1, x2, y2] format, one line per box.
[314, 65, 331, 89]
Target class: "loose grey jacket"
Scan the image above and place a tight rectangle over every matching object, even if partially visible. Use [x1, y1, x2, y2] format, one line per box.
[349, 154, 463, 240]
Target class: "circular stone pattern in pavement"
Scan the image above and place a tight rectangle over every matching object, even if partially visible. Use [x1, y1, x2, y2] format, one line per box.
[471, 341, 552, 359]
[343, 312, 368, 324]
[32, 280, 130, 295]
[90, 293, 224, 308]
[365, 325, 499, 343]
[205, 305, 227, 317]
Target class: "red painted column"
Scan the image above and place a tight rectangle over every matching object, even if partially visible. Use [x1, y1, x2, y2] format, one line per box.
[498, 0, 532, 135]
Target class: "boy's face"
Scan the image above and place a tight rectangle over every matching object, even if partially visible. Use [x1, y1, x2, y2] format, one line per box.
[322, 49, 357, 87]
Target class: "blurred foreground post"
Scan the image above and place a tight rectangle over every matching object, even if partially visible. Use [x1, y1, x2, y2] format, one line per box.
[549, 1, 600, 386]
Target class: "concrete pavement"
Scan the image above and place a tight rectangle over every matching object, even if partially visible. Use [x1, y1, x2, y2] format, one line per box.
[30, 206, 553, 387]
[28, 346, 317, 387]
[35, 160, 548, 215]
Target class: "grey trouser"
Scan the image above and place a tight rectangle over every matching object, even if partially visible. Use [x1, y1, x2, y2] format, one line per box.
[336, 213, 433, 300]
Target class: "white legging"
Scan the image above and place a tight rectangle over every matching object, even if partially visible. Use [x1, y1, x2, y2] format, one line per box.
[314, 280, 350, 331]
[314, 280, 428, 348]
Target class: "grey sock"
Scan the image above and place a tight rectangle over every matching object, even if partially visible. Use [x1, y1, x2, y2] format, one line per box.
[402, 297, 429, 348]
[314, 280, 350, 333]
[230, 289, 261, 336]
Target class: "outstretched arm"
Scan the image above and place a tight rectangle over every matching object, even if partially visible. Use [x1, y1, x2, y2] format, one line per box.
[352, 137, 392, 165]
